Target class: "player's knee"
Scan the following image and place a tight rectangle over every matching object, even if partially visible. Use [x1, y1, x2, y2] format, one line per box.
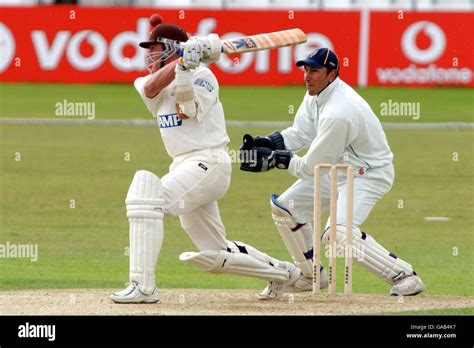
[322, 225, 355, 247]
[126, 170, 164, 219]
[271, 192, 292, 213]
[270, 194, 293, 222]
[322, 225, 367, 257]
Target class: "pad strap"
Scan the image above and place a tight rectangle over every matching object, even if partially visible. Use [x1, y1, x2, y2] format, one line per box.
[322, 226, 413, 284]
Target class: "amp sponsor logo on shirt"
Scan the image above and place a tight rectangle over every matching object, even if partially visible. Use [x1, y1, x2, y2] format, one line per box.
[158, 113, 182, 128]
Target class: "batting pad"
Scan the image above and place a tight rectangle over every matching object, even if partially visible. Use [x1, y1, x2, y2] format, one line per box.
[179, 250, 289, 282]
[322, 226, 413, 285]
[271, 195, 314, 278]
[126, 170, 165, 294]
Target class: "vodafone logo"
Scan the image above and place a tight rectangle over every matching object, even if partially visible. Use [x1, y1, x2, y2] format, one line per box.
[378, 19, 471, 85]
[401, 21, 446, 64]
[66, 31, 107, 71]
[30, 18, 149, 72]
[0, 22, 16, 73]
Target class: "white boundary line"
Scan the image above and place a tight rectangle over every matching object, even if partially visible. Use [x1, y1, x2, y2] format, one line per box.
[0, 118, 473, 129]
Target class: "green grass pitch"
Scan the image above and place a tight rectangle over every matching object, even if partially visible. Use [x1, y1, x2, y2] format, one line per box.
[1, 83, 473, 122]
[0, 83, 473, 306]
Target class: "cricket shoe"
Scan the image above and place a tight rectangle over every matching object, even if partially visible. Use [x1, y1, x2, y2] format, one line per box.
[389, 272, 426, 296]
[111, 281, 160, 303]
[285, 266, 329, 293]
[258, 263, 301, 300]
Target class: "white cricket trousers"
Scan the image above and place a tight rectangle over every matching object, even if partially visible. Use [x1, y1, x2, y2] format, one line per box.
[161, 147, 231, 251]
[276, 164, 395, 228]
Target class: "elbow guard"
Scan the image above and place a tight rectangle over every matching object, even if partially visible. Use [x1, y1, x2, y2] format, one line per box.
[176, 84, 197, 118]
[175, 66, 197, 118]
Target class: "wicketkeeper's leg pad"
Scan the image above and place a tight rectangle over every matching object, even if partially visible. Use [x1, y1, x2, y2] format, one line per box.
[270, 194, 314, 278]
[126, 170, 165, 294]
[322, 226, 413, 284]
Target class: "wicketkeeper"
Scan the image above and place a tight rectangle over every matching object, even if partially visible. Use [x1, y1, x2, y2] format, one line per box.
[112, 15, 302, 303]
[240, 47, 425, 299]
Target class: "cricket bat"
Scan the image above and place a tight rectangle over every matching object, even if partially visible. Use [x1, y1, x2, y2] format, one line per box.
[178, 28, 306, 64]
[221, 28, 307, 54]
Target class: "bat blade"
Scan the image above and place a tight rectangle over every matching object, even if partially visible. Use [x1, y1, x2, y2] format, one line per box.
[222, 28, 307, 54]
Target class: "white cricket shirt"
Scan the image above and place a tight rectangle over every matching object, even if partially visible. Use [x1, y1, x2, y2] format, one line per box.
[134, 66, 229, 158]
[283, 77, 393, 180]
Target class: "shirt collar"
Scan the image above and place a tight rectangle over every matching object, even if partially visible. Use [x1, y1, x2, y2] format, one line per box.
[315, 77, 340, 105]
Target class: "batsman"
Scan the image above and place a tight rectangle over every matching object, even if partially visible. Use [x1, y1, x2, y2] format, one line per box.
[240, 48, 426, 299]
[111, 15, 304, 303]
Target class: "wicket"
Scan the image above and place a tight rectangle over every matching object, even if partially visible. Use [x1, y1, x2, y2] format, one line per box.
[313, 164, 354, 296]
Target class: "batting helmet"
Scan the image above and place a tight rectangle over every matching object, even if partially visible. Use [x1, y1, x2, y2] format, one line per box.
[139, 15, 189, 73]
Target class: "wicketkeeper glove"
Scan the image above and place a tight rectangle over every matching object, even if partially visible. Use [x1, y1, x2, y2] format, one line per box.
[240, 131, 286, 151]
[273, 149, 292, 170]
[240, 145, 292, 172]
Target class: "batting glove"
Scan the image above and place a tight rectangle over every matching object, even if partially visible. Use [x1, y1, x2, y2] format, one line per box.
[180, 40, 205, 69]
[188, 34, 222, 65]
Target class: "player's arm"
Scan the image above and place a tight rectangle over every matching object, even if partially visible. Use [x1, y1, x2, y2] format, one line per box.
[175, 63, 197, 119]
[134, 74, 166, 116]
[240, 117, 348, 174]
[280, 96, 314, 152]
[191, 70, 221, 121]
[240, 94, 312, 155]
[287, 118, 349, 179]
[280, 125, 309, 153]
[239, 96, 315, 172]
[143, 60, 177, 98]
[175, 35, 222, 119]
[174, 65, 219, 120]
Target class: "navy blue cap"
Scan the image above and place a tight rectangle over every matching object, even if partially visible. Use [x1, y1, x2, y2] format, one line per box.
[296, 47, 339, 72]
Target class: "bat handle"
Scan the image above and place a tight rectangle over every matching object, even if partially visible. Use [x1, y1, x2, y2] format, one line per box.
[177, 50, 184, 66]
[177, 47, 224, 57]
[177, 46, 224, 65]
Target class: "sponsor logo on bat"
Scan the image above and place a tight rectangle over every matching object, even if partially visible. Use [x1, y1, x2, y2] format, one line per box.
[231, 38, 258, 50]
